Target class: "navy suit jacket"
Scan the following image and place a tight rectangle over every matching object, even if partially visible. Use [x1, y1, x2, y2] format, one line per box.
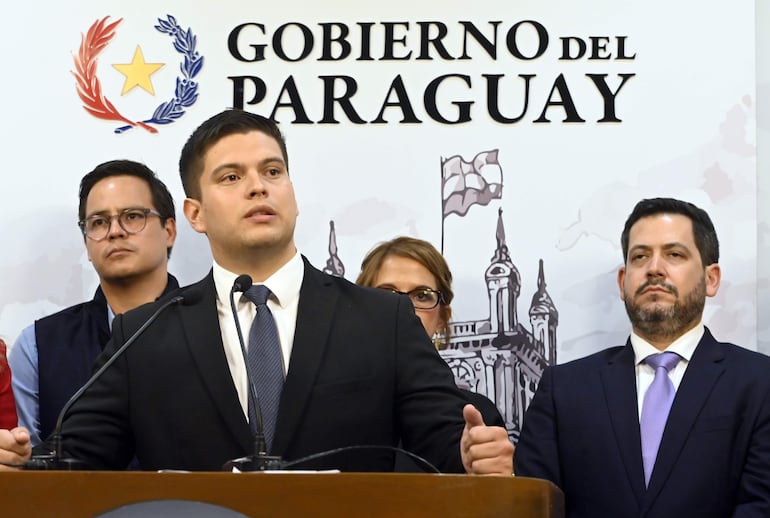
[58, 258, 467, 472]
[514, 328, 770, 518]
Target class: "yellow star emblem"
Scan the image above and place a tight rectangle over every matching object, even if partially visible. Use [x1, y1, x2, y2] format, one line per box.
[112, 46, 164, 95]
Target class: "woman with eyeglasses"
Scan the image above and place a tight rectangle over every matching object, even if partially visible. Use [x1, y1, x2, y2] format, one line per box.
[357, 236, 505, 429]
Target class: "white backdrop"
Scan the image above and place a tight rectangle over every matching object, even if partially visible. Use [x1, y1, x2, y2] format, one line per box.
[0, 0, 764, 365]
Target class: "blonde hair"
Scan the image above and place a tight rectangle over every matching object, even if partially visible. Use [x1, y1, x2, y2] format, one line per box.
[357, 236, 453, 348]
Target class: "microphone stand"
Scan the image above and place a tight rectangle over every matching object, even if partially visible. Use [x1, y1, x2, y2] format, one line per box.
[223, 276, 282, 471]
[24, 295, 187, 470]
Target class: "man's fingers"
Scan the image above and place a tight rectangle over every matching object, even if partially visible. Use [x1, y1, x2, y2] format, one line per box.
[465, 437, 513, 459]
[463, 455, 513, 476]
[463, 428, 514, 476]
[464, 423, 509, 445]
[11, 428, 30, 445]
[0, 428, 29, 449]
[0, 428, 32, 470]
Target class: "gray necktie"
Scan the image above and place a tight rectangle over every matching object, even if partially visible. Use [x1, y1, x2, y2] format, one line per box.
[640, 351, 680, 486]
[243, 285, 284, 452]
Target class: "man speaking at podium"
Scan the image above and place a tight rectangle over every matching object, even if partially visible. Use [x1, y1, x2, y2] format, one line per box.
[0, 110, 513, 475]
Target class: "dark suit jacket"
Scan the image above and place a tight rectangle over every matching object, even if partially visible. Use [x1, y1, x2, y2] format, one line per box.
[59, 259, 467, 472]
[514, 328, 770, 518]
[36, 274, 179, 440]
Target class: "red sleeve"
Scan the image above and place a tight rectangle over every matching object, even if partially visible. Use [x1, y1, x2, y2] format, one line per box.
[0, 339, 18, 429]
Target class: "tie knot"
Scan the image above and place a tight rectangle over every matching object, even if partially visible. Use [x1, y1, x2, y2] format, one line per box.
[244, 284, 271, 306]
[644, 351, 680, 372]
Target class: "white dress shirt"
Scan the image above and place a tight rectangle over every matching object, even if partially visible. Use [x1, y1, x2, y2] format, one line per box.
[632, 322, 704, 421]
[212, 252, 304, 419]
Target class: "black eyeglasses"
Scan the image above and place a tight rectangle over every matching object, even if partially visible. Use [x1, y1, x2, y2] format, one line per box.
[379, 288, 443, 310]
[79, 208, 162, 241]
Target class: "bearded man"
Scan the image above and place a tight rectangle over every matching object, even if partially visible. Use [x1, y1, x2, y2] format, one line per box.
[514, 197, 770, 518]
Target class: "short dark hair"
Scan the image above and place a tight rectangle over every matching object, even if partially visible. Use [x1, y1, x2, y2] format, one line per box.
[621, 197, 719, 266]
[179, 110, 289, 199]
[78, 159, 176, 257]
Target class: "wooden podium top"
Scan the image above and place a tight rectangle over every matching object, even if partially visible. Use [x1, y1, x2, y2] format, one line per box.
[3, 471, 564, 517]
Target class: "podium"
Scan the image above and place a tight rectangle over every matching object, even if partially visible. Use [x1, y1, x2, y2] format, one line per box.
[2, 471, 564, 517]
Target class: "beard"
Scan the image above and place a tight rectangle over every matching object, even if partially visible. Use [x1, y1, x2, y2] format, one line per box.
[624, 277, 706, 343]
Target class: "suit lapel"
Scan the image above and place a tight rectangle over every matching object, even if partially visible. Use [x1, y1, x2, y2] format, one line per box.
[272, 258, 338, 457]
[600, 343, 646, 507]
[643, 329, 725, 505]
[179, 273, 253, 452]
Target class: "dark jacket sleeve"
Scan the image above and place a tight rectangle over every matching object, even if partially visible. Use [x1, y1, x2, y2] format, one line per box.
[58, 310, 137, 469]
[392, 296, 466, 473]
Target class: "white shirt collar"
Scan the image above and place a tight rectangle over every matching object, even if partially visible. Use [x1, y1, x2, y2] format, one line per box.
[631, 321, 704, 365]
[212, 252, 304, 310]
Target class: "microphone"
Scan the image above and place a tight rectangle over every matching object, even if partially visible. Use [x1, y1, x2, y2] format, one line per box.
[279, 444, 442, 473]
[24, 289, 201, 470]
[223, 274, 282, 471]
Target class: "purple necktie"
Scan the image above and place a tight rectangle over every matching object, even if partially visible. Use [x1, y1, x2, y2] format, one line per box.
[640, 351, 680, 486]
[243, 285, 284, 452]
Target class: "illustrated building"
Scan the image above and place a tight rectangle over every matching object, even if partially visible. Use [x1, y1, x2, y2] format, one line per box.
[440, 208, 558, 442]
[320, 211, 557, 442]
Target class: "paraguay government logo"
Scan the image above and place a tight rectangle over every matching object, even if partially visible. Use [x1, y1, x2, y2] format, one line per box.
[72, 15, 204, 134]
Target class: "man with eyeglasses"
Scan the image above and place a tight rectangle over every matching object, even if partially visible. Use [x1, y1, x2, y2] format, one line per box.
[8, 160, 179, 446]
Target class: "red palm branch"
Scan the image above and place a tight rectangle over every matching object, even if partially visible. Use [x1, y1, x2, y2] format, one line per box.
[71, 17, 156, 133]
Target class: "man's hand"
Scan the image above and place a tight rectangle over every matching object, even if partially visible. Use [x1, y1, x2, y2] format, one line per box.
[0, 427, 32, 471]
[460, 404, 514, 475]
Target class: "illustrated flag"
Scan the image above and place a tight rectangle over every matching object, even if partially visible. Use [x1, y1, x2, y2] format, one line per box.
[441, 149, 503, 219]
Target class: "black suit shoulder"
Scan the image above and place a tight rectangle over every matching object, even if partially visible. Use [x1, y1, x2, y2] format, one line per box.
[302, 259, 403, 305]
[548, 345, 628, 373]
[716, 340, 770, 365]
[109, 275, 194, 330]
[299, 259, 423, 334]
[696, 336, 770, 394]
